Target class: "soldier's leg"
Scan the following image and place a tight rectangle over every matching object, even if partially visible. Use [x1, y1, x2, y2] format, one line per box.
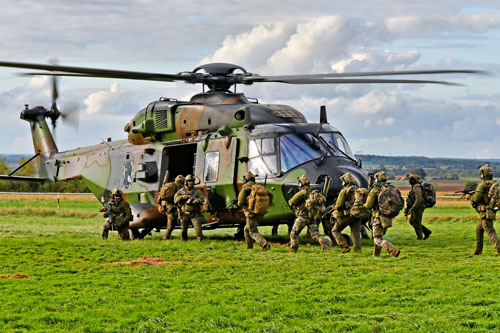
[307, 222, 330, 252]
[290, 217, 306, 252]
[360, 223, 370, 240]
[192, 213, 203, 241]
[474, 218, 484, 255]
[410, 209, 424, 239]
[372, 218, 399, 257]
[163, 212, 177, 240]
[247, 216, 268, 249]
[102, 221, 111, 240]
[350, 219, 362, 252]
[332, 218, 350, 252]
[118, 224, 130, 240]
[271, 225, 279, 236]
[180, 215, 190, 241]
[243, 218, 254, 249]
[482, 218, 500, 253]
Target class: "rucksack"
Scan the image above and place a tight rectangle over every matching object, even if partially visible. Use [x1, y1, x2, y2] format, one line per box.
[160, 182, 177, 202]
[378, 183, 404, 218]
[305, 189, 326, 220]
[422, 183, 436, 208]
[488, 182, 500, 210]
[350, 188, 370, 220]
[248, 184, 271, 214]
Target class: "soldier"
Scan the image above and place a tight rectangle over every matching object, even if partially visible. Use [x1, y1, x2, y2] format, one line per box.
[288, 175, 331, 252]
[237, 172, 273, 251]
[470, 165, 500, 256]
[331, 173, 361, 253]
[158, 175, 185, 240]
[100, 189, 132, 240]
[364, 171, 400, 257]
[405, 173, 432, 240]
[174, 175, 206, 241]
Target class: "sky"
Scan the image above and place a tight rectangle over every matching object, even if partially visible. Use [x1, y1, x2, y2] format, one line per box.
[0, 0, 500, 158]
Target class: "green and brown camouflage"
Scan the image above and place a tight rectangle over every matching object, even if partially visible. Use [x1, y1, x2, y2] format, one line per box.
[2, 63, 372, 238]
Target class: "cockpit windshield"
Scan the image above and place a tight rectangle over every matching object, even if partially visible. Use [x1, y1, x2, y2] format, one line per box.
[319, 132, 356, 161]
[279, 133, 324, 173]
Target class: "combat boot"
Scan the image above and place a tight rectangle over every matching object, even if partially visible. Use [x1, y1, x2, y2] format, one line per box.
[102, 230, 108, 240]
[318, 238, 330, 252]
[163, 226, 173, 240]
[245, 236, 254, 250]
[290, 246, 298, 253]
[390, 248, 401, 258]
[473, 249, 482, 255]
[341, 247, 351, 254]
[263, 243, 271, 251]
[196, 236, 204, 242]
[373, 246, 381, 257]
[423, 228, 432, 240]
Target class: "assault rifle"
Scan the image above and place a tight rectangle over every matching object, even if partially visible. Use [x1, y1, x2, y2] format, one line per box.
[321, 204, 334, 221]
[100, 196, 117, 231]
[454, 183, 478, 200]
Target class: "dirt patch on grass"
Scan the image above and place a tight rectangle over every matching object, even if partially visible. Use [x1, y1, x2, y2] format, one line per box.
[112, 256, 181, 266]
[0, 273, 28, 279]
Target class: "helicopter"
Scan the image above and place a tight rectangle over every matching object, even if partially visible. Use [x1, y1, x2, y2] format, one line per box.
[0, 60, 482, 239]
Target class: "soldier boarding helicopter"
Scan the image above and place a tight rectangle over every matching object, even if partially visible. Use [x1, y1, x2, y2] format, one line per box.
[0, 60, 482, 239]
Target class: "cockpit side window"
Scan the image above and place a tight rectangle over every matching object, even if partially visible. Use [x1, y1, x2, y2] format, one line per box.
[248, 137, 278, 176]
[279, 133, 323, 173]
[319, 132, 355, 160]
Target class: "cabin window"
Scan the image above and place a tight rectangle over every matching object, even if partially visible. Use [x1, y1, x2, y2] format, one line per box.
[279, 133, 323, 173]
[248, 138, 278, 176]
[319, 132, 355, 160]
[204, 151, 219, 182]
[122, 161, 133, 190]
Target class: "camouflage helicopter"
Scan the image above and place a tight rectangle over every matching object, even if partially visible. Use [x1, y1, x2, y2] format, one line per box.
[0, 60, 481, 239]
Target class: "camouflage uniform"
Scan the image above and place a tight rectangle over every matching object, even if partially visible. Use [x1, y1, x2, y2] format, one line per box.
[406, 173, 432, 240]
[237, 172, 273, 251]
[100, 189, 132, 240]
[332, 173, 361, 253]
[174, 175, 206, 241]
[470, 165, 500, 255]
[365, 172, 400, 257]
[159, 175, 185, 240]
[288, 176, 330, 252]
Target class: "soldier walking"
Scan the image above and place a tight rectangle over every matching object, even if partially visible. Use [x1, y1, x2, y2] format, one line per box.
[405, 173, 432, 240]
[100, 189, 132, 240]
[288, 175, 331, 252]
[237, 172, 272, 251]
[470, 165, 500, 256]
[174, 175, 206, 241]
[331, 173, 361, 253]
[158, 175, 185, 240]
[364, 171, 400, 257]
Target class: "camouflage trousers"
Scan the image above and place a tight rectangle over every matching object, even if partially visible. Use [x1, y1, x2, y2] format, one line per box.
[332, 217, 361, 251]
[290, 216, 329, 251]
[475, 217, 500, 254]
[244, 213, 268, 249]
[409, 207, 431, 239]
[371, 216, 397, 254]
[180, 211, 203, 241]
[102, 220, 129, 240]
[163, 209, 179, 240]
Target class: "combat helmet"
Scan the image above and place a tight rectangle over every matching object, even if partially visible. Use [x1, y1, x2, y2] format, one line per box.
[297, 175, 310, 187]
[174, 175, 185, 184]
[340, 173, 356, 186]
[479, 164, 494, 180]
[111, 188, 123, 201]
[374, 171, 387, 183]
[185, 174, 196, 183]
[243, 171, 256, 183]
[407, 173, 421, 184]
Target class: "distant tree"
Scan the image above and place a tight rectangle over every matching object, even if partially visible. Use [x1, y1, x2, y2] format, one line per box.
[0, 157, 9, 175]
[16, 157, 35, 176]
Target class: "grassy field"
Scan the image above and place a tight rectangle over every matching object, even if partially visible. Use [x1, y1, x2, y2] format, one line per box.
[1, 195, 500, 332]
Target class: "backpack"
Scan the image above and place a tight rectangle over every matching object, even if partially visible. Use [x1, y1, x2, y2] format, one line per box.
[378, 183, 404, 218]
[160, 182, 177, 202]
[488, 182, 500, 210]
[305, 189, 326, 220]
[350, 188, 370, 220]
[422, 183, 436, 208]
[248, 184, 271, 215]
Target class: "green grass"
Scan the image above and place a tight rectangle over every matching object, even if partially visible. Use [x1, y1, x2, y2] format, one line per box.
[1, 201, 500, 332]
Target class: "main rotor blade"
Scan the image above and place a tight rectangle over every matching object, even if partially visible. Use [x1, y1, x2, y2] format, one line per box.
[247, 69, 487, 81]
[0, 61, 193, 83]
[243, 77, 462, 85]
